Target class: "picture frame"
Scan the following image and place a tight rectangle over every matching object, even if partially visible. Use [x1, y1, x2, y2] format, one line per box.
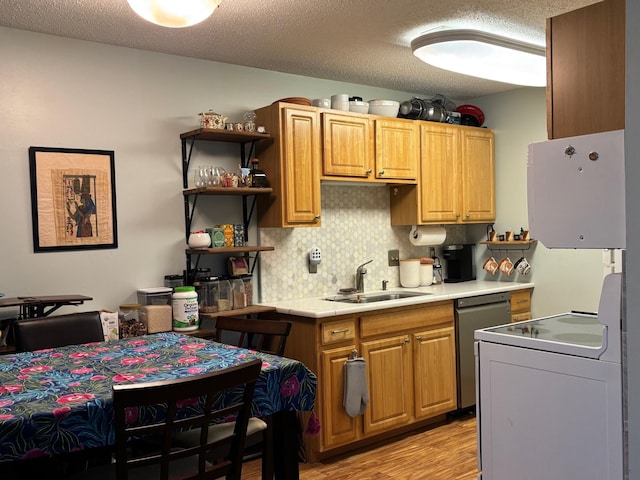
[29, 146, 118, 252]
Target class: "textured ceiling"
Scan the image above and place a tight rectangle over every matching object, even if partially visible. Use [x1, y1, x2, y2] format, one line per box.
[0, 0, 600, 99]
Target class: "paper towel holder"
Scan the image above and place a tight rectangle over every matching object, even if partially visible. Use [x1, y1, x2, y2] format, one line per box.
[409, 224, 447, 246]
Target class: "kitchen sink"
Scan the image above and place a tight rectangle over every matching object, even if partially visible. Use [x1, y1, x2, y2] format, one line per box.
[325, 291, 431, 304]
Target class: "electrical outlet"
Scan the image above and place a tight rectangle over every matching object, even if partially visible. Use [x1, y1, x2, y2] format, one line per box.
[388, 249, 399, 267]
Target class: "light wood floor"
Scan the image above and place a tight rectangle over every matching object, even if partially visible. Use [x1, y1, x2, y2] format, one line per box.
[242, 414, 478, 480]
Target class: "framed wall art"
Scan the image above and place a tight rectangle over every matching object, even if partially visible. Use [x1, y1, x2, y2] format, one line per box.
[29, 146, 118, 252]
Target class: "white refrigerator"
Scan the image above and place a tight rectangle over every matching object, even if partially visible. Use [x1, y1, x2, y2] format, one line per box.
[475, 129, 625, 480]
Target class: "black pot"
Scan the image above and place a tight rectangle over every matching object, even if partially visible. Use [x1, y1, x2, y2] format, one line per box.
[460, 114, 480, 127]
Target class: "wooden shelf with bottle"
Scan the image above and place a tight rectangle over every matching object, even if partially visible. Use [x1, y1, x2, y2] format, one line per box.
[480, 240, 537, 250]
[180, 128, 271, 143]
[183, 186, 272, 196]
[186, 245, 275, 255]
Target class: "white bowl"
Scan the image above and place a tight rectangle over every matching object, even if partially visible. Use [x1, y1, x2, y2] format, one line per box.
[188, 232, 211, 248]
[368, 100, 400, 117]
[349, 100, 369, 114]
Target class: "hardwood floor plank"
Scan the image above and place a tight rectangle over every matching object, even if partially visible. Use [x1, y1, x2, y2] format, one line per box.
[242, 414, 478, 479]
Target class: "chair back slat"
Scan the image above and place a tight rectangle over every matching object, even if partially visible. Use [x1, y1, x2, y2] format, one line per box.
[112, 358, 262, 480]
[13, 311, 104, 352]
[214, 316, 292, 356]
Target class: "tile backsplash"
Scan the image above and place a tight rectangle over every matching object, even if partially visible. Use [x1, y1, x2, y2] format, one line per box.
[257, 184, 484, 302]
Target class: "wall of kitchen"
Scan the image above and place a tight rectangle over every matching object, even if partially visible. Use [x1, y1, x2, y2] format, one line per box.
[0, 26, 601, 321]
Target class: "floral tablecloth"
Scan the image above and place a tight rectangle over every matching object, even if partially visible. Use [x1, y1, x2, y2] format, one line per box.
[0, 332, 317, 461]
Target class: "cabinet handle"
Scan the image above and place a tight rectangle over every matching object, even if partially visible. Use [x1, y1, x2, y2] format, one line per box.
[416, 335, 422, 341]
[366, 169, 372, 175]
[465, 213, 471, 219]
[456, 213, 461, 218]
[516, 299, 528, 304]
[378, 170, 385, 176]
[404, 337, 410, 344]
[315, 214, 321, 220]
[331, 328, 350, 334]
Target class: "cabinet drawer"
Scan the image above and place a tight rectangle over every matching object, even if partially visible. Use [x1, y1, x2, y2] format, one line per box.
[322, 318, 356, 345]
[512, 312, 532, 323]
[360, 301, 453, 338]
[510, 289, 531, 314]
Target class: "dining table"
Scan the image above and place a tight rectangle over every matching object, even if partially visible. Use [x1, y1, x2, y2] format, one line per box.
[0, 332, 318, 479]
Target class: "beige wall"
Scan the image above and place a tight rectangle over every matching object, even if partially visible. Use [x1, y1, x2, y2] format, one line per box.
[0, 26, 601, 319]
[470, 89, 603, 317]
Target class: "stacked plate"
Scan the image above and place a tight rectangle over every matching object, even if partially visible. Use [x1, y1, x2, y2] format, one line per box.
[273, 97, 312, 106]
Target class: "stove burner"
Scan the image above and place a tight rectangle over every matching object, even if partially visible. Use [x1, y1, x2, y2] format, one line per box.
[553, 332, 602, 347]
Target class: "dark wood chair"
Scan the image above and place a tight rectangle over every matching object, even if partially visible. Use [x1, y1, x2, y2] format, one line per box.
[13, 311, 104, 352]
[214, 315, 292, 356]
[175, 316, 293, 480]
[72, 358, 262, 480]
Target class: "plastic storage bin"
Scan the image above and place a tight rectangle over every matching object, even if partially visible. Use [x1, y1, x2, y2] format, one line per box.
[137, 287, 172, 305]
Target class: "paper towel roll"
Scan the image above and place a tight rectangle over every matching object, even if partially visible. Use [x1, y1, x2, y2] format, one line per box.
[409, 225, 447, 246]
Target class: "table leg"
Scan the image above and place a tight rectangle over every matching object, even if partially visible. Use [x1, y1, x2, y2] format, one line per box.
[272, 410, 300, 480]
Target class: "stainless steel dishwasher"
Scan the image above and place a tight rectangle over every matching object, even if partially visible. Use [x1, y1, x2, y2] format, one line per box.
[455, 292, 511, 410]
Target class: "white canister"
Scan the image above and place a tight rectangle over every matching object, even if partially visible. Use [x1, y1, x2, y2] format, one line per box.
[172, 286, 200, 332]
[420, 258, 434, 286]
[399, 259, 420, 288]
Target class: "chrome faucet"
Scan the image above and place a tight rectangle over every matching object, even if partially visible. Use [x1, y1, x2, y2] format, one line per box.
[355, 259, 373, 293]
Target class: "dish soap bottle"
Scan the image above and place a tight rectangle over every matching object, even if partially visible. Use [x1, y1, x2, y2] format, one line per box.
[247, 158, 269, 188]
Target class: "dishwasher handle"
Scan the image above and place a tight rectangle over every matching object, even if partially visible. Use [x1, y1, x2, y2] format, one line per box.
[455, 292, 511, 309]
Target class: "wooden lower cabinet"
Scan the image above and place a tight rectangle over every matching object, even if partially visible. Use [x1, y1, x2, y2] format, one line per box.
[510, 288, 533, 322]
[280, 300, 457, 460]
[320, 345, 361, 448]
[413, 326, 457, 418]
[361, 334, 413, 435]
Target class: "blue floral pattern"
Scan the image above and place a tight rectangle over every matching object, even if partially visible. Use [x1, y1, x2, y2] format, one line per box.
[0, 333, 317, 461]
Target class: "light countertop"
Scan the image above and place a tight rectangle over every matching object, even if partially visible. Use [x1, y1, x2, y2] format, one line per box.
[258, 281, 534, 318]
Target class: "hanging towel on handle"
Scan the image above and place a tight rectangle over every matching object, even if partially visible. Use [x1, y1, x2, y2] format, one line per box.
[343, 356, 369, 417]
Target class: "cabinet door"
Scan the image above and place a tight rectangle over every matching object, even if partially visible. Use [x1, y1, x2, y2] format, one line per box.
[419, 123, 461, 223]
[547, 0, 624, 139]
[282, 107, 322, 224]
[322, 113, 374, 178]
[361, 334, 413, 435]
[413, 326, 457, 419]
[460, 128, 495, 222]
[320, 345, 360, 448]
[374, 118, 419, 180]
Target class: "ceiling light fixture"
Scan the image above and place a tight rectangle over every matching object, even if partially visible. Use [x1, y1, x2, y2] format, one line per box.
[127, 0, 222, 28]
[411, 29, 546, 87]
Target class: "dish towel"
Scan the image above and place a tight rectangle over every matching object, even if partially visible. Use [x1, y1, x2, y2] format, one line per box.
[343, 357, 369, 417]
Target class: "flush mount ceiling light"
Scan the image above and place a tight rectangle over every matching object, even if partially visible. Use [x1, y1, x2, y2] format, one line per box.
[127, 0, 222, 28]
[411, 29, 546, 87]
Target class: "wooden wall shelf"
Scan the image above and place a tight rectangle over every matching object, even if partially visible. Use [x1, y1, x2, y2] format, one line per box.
[480, 240, 537, 250]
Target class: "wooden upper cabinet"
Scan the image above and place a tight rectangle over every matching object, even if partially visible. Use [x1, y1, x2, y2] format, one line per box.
[546, 0, 625, 139]
[255, 103, 321, 227]
[374, 118, 419, 181]
[419, 123, 460, 223]
[390, 123, 495, 225]
[460, 127, 495, 222]
[322, 112, 374, 179]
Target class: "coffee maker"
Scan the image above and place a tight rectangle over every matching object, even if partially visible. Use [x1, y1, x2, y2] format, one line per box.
[442, 244, 476, 283]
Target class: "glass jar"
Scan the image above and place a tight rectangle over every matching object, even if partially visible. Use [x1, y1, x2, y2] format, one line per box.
[195, 276, 218, 314]
[215, 278, 232, 312]
[241, 274, 253, 306]
[118, 303, 147, 338]
[230, 276, 246, 310]
[242, 111, 256, 132]
[164, 274, 184, 290]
